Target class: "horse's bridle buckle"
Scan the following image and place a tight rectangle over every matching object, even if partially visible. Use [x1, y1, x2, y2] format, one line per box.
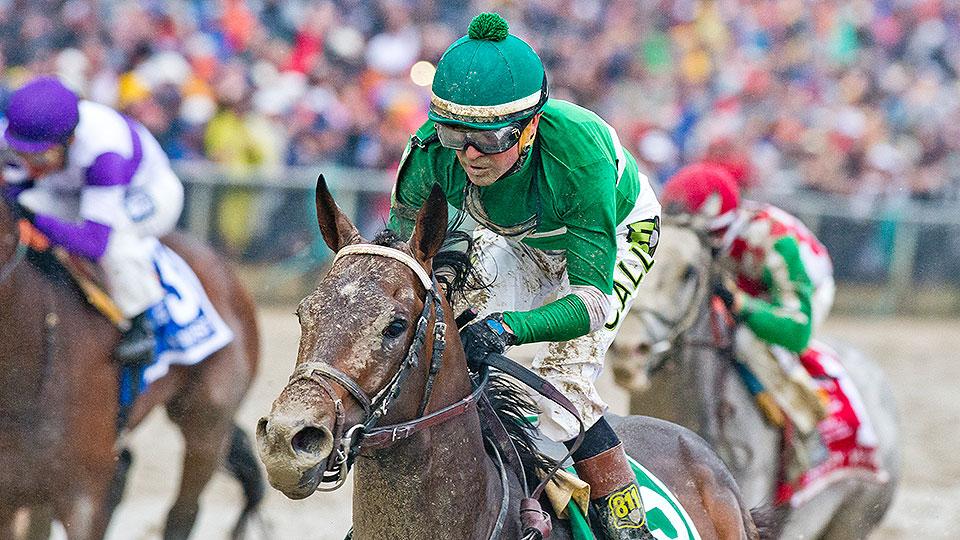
[391, 425, 412, 442]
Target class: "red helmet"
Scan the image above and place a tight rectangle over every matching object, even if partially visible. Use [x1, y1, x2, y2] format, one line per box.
[660, 163, 740, 232]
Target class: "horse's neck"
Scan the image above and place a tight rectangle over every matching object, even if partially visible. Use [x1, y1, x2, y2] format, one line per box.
[351, 408, 505, 539]
[684, 305, 726, 440]
[351, 306, 512, 540]
[673, 297, 781, 502]
[0, 269, 57, 419]
[0, 216, 20, 297]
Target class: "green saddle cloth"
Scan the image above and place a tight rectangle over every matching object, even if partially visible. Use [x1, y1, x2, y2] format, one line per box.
[565, 457, 702, 540]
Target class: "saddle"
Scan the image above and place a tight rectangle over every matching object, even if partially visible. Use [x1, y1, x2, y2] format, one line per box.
[18, 220, 235, 428]
[20, 220, 128, 329]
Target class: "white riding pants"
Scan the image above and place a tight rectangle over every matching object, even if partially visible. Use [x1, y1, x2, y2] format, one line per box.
[18, 166, 183, 318]
[456, 219, 657, 442]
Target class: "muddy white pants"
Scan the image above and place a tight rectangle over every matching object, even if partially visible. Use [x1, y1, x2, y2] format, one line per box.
[18, 165, 183, 318]
[734, 275, 837, 434]
[456, 221, 658, 442]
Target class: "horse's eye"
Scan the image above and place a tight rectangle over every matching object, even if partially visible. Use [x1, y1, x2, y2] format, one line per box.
[383, 319, 407, 339]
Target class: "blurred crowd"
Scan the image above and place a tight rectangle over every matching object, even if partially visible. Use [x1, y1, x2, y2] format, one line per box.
[1, 0, 958, 199]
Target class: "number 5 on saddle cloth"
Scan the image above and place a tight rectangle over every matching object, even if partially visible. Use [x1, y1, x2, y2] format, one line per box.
[19, 221, 233, 422]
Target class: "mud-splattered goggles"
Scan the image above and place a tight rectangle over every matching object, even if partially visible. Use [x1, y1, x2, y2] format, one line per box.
[435, 122, 524, 154]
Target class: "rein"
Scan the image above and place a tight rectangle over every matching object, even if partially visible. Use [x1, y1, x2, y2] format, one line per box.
[0, 219, 28, 285]
[297, 242, 580, 540]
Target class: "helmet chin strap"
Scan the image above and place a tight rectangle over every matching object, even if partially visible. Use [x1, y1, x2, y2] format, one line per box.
[494, 120, 538, 181]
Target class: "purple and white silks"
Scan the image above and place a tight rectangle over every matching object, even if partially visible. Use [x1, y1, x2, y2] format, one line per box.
[27, 108, 147, 260]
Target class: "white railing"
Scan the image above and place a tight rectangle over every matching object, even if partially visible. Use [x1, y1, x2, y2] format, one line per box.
[174, 161, 960, 313]
[174, 161, 394, 244]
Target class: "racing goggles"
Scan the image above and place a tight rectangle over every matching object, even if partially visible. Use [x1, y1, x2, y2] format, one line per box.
[14, 146, 63, 169]
[435, 122, 525, 154]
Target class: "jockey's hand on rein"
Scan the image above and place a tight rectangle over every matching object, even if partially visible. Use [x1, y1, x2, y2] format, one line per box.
[11, 201, 35, 222]
[460, 313, 517, 366]
[712, 276, 738, 313]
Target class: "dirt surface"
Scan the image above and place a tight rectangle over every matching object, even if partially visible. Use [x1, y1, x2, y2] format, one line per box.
[94, 309, 958, 539]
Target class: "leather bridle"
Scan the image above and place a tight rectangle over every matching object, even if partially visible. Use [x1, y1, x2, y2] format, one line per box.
[288, 243, 484, 492]
[0, 218, 28, 285]
[631, 258, 711, 375]
[299, 242, 586, 540]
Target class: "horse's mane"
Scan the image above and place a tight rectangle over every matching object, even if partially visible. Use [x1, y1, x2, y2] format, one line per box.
[485, 373, 557, 478]
[370, 226, 482, 305]
[372, 224, 556, 479]
[0, 196, 82, 293]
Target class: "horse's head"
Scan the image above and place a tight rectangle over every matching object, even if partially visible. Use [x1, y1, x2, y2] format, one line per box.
[609, 224, 713, 391]
[256, 176, 459, 499]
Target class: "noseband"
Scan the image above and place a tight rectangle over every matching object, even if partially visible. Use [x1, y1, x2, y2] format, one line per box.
[289, 243, 485, 491]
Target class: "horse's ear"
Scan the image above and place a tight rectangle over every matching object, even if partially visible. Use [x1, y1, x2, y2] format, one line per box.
[409, 184, 447, 266]
[315, 175, 364, 252]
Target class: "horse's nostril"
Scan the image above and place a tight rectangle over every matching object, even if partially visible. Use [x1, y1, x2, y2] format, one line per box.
[637, 343, 651, 356]
[291, 426, 331, 456]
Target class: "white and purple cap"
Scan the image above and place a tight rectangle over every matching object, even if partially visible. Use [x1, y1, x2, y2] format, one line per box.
[4, 77, 80, 153]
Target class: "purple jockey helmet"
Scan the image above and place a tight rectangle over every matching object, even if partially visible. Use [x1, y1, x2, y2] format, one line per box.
[4, 77, 80, 153]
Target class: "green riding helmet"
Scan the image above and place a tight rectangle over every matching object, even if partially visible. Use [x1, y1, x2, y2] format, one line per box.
[429, 12, 548, 130]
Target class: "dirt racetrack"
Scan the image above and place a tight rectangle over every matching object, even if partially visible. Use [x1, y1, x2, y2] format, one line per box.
[93, 308, 958, 539]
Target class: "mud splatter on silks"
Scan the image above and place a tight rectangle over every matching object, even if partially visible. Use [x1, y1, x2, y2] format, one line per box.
[456, 226, 653, 441]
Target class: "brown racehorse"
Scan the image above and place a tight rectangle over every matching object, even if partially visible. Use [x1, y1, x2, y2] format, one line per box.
[0, 197, 263, 540]
[256, 177, 781, 539]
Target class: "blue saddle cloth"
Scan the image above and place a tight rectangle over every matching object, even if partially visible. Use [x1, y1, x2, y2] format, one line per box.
[118, 240, 234, 409]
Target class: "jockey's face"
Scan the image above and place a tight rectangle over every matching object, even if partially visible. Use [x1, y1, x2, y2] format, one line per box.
[15, 144, 67, 177]
[455, 115, 540, 187]
[456, 143, 518, 187]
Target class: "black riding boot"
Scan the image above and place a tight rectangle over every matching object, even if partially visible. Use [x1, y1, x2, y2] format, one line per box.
[567, 418, 655, 540]
[114, 311, 155, 366]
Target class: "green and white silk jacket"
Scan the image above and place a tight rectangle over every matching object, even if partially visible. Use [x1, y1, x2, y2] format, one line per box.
[389, 99, 658, 344]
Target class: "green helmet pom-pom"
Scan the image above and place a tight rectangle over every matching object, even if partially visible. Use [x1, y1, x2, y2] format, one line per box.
[468, 12, 509, 41]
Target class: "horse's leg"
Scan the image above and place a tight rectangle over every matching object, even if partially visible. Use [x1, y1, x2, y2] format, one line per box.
[23, 505, 54, 540]
[123, 368, 187, 432]
[163, 350, 252, 540]
[103, 447, 134, 520]
[224, 424, 266, 539]
[688, 460, 753, 540]
[54, 481, 113, 540]
[0, 505, 17, 539]
[162, 415, 230, 540]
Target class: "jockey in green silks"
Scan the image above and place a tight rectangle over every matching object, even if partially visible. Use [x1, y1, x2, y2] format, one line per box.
[388, 13, 660, 539]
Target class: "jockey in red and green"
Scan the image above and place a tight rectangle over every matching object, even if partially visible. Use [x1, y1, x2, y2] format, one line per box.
[661, 163, 836, 435]
[388, 13, 660, 540]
